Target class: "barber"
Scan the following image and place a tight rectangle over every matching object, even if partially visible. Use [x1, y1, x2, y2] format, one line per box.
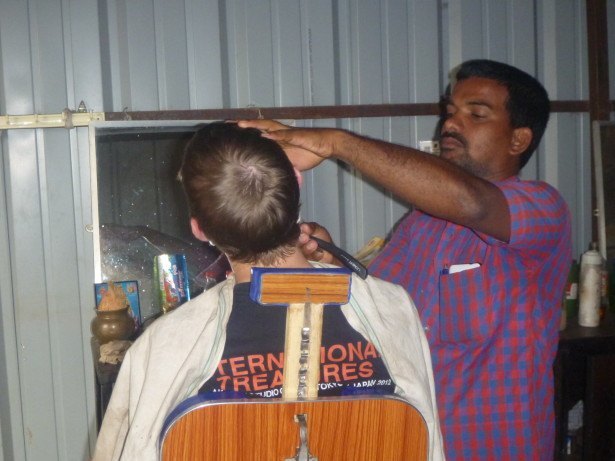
[240, 59, 572, 460]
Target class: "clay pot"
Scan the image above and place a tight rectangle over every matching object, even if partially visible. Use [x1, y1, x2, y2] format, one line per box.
[91, 307, 136, 344]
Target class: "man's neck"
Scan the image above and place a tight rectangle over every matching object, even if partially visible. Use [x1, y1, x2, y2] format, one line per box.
[230, 249, 314, 283]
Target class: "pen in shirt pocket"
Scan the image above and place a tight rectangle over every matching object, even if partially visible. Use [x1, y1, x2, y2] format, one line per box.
[441, 263, 481, 275]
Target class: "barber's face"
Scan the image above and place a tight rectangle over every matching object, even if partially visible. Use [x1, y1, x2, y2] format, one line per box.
[439, 77, 518, 181]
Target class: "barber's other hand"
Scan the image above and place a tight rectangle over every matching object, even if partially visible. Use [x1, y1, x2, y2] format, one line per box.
[298, 222, 341, 266]
[237, 119, 339, 172]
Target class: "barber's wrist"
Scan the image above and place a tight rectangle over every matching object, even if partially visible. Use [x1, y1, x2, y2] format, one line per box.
[333, 130, 362, 165]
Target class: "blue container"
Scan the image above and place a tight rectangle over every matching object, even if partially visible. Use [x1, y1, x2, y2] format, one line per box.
[154, 253, 190, 313]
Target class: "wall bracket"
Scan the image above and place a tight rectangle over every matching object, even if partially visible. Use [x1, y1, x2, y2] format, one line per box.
[0, 107, 104, 130]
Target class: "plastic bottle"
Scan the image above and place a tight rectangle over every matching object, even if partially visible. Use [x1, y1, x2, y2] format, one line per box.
[578, 242, 603, 327]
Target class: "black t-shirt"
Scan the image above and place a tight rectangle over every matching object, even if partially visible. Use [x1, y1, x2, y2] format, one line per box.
[199, 282, 395, 398]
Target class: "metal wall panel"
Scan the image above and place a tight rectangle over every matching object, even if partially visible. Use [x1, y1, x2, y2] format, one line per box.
[0, 0, 102, 459]
[226, 0, 277, 108]
[153, 0, 191, 110]
[1, 0, 62, 458]
[185, 0, 225, 108]
[65, 0, 105, 445]
[0, 0, 602, 459]
[538, 0, 591, 258]
[342, 1, 390, 249]
[0, 133, 24, 461]
[0, 7, 27, 461]
[278, 1, 343, 243]
[335, 0, 443, 250]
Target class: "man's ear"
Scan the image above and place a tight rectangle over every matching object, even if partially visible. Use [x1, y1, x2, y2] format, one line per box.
[190, 217, 208, 242]
[510, 127, 532, 156]
[293, 167, 303, 188]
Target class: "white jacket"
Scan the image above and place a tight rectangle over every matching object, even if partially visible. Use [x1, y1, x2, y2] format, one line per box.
[93, 268, 445, 460]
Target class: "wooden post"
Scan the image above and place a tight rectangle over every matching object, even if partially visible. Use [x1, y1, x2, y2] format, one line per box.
[249, 267, 352, 400]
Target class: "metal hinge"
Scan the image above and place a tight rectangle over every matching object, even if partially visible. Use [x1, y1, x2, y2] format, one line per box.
[285, 414, 318, 461]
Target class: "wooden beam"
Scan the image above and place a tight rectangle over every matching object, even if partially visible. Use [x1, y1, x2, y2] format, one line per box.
[551, 101, 590, 113]
[586, 0, 611, 243]
[586, 0, 611, 122]
[104, 103, 441, 121]
[105, 100, 590, 123]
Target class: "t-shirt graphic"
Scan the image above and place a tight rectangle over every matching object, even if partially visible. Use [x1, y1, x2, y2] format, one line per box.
[200, 283, 395, 398]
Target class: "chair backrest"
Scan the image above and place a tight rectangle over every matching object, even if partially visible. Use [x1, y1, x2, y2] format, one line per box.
[158, 268, 429, 460]
[159, 393, 428, 461]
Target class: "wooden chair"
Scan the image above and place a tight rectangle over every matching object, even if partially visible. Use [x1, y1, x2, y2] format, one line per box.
[158, 268, 429, 460]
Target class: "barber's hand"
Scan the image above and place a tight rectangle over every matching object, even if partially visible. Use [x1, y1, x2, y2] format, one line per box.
[298, 222, 341, 266]
[237, 119, 339, 172]
[236, 119, 288, 133]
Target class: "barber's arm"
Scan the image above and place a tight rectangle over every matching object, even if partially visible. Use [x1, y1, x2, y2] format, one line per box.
[238, 120, 510, 243]
[331, 131, 511, 242]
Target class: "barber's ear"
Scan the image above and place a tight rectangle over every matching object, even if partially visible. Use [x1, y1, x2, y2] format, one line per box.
[510, 127, 532, 156]
[190, 217, 208, 242]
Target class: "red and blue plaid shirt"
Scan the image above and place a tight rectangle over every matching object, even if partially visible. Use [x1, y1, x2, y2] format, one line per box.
[370, 176, 572, 460]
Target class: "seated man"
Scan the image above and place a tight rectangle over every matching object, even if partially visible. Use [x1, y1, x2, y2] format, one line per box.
[93, 122, 444, 460]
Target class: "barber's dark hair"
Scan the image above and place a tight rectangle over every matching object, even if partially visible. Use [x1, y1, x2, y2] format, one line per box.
[455, 59, 550, 169]
[180, 122, 300, 264]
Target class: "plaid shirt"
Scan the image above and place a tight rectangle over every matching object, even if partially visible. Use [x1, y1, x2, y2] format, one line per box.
[370, 176, 571, 460]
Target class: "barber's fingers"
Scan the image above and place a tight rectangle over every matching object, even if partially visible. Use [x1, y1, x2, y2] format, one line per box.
[260, 129, 329, 172]
[298, 222, 336, 264]
[299, 222, 332, 243]
[236, 119, 290, 132]
[235, 120, 323, 171]
[261, 128, 334, 155]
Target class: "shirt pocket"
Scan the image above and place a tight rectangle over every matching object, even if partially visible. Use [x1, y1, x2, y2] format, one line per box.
[438, 264, 494, 343]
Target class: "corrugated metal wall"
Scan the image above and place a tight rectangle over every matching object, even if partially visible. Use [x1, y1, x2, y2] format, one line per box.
[0, 0, 607, 459]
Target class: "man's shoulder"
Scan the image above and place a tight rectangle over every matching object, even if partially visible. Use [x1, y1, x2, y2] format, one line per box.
[352, 273, 415, 311]
[303, 261, 416, 315]
[363, 272, 408, 293]
[124, 279, 234, 369]
[499, 176, 565, 198]
[499, 176, 569, 214]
